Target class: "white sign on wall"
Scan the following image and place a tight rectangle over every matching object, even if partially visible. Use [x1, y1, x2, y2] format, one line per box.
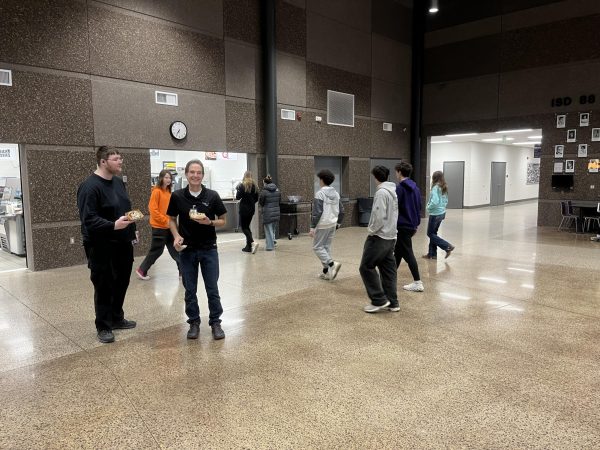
[0, 144, 17, 159]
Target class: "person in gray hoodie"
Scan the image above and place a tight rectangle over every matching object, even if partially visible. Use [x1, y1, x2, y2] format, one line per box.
[310, 170, 345, 280]
[360, 166, 399, 313]
[259, 175, 281, 251]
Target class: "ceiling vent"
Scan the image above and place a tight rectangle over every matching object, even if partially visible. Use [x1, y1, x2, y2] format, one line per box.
[383, 122, 392, 132]
[281, 109, 296, 121]
[155, 91, 178, 106]
[0, 69, 12, 86]
[327, 90, 354, 127]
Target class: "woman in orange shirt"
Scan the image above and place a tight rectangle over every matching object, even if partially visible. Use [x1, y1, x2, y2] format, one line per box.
[136, 170, 180, 280]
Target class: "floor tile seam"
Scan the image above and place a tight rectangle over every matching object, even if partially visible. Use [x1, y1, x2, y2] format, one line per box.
[94, 356, 164, 450]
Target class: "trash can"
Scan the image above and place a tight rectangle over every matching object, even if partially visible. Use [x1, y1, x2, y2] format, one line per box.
[357, 197, 373, 227]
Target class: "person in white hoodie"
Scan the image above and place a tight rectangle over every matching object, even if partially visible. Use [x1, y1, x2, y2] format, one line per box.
[360, 166, 399, 313]
[310, 170, 345, 280]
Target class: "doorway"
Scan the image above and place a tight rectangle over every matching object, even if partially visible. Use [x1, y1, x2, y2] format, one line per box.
[443, 161, 464, 209]
[490, 162, 507, 206]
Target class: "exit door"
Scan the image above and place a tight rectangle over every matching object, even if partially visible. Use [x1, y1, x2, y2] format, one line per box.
[442, 161, 464, 209]
[490, 162, 506, 206]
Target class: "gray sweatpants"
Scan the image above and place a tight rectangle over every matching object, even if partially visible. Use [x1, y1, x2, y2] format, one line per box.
[313, 227, 336, 267]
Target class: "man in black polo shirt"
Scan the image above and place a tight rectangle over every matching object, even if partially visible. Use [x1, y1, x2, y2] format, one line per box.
[167, 159, 227, 340]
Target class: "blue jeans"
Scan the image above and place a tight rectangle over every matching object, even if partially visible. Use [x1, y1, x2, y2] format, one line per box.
[179, 248, 223, 325]
[264, 222, 276, 250]
[427, 213, 452, 257]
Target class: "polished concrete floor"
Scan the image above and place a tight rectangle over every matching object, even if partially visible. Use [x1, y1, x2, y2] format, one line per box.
[1, 201, 599, 449]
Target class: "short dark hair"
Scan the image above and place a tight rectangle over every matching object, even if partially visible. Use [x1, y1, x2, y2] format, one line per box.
[263, 174, 273, 184]
[395, 162, 412, 178]
[96, 146, 119, 165]
[317, 169, 335, 186]
[371, 165, 389, 183]
[185, 159, 204, 174]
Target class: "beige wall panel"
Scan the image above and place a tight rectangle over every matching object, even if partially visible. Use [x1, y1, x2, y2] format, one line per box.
[97, 0, 224, 36]
[306, 12, 371, 77]
[225, 40, 260, 100]
[92, 79, 226, 150]
[423, 75, 500, 125]
[276, 53, 307, 108]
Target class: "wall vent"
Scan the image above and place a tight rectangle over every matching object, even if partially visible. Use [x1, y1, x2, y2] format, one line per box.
[327, 90, 354, 127]
[281, 109, 296, 121]
[0, 69, 12, 86]
[383, 122, 393, 132]
[155, 91, 178, 106]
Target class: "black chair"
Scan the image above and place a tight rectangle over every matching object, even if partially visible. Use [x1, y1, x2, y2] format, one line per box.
[583, 203, 600, 232]
[559, 201, 581, 232]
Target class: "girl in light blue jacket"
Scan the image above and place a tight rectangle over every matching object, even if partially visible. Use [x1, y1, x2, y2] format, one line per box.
[423, 171, 455, 260]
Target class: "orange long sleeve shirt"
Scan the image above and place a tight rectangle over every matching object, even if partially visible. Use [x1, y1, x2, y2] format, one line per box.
[148, 186, 172, 229]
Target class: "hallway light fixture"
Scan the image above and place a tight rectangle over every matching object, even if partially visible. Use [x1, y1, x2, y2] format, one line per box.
[513, 141, 540, 145]
[429, 0, 439, 13]
[431, 140, 452, 144]
[495, 128, 532, 133]
[482, 137, 514, 142]
[527, 135, 542, 139]
[445, 132, 477, 137]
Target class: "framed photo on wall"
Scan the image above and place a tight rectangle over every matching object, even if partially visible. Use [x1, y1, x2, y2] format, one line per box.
[554, 145, 564, 158]
[567, 129, 577, 142]
[592, 128, 600, 142]
[565, 160, 575, 173]
[554, 161, 564, 173]
[580, 112, 590, 127]
[578, 144, 588, 157]
[589, 159, 600, 173]
[556, 114, 566, 128]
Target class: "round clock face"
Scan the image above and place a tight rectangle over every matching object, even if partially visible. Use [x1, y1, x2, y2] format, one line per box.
[170, 121, 187, 140]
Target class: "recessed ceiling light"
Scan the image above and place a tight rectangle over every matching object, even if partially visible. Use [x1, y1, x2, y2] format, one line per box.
[527, 135, 542, 139]
[495, 129, 533, 133]
[445, 133, 477, 137]
[431, 140, 452, 144]
[429, 0, 439, 13]
[513, 141, 539, 145]
[481, 138, 503, 142]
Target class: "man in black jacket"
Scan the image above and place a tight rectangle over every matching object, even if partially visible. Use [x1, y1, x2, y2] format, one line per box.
[77, 146, 137, 344]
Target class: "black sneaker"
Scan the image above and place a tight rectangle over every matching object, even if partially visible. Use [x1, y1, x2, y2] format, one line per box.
[187, 321, 200, 339]
[211, 323, 225, 340]
[97, 330, 115, 343]
[112, 319, 137, 329]
[242, 246, 252, 253]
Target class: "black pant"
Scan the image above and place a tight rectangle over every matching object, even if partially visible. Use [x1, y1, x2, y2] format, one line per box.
[359, 235, 398, 306]
[139, 227, 180, 274]
[394, 227, 421, 281]
[85, 241, 134, 331]
[239, 211, 255, 247]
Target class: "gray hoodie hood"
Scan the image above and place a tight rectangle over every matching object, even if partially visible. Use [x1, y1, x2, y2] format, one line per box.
[368, 181, 398, 239]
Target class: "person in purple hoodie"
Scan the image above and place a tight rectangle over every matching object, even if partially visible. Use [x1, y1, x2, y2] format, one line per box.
[394, 162, 424, 292]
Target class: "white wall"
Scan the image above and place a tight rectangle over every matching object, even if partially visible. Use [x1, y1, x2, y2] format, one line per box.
[0, 144, 21, 178]
[149, 149, 247, 199]
[430, 142, 539, 207]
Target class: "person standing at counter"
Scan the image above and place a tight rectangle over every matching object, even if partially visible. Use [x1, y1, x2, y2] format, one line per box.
[135, 170, 180, 280]
[236, 171, 259, 254]
[167, 159, 227, 341]
[259, 175, 281, 251]
[77, 146, 137, 344]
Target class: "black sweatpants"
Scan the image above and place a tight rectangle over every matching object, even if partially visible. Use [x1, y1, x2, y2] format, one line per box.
[239, 211, 255, 247]
[85, 241, 134, 331]
[139, 227, 180, 274]
[359, 235, 398, 306]
[394, 227, 421, 281]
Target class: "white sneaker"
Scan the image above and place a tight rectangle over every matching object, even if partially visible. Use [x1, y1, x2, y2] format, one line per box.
[386, 305, 400, 312]
[251, 242, 259, 254]
[318, 273, 329, 280]
[329, 261, 342, 280]
[135, 268, 150, 281]
[403, 281, 424, 292]
[363, 301, 390, 313]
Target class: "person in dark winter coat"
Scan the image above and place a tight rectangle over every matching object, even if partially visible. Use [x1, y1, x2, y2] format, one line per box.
[236, 171, 259, 254]
[258, 175, 281, 251]
[394, 162, 424, 293]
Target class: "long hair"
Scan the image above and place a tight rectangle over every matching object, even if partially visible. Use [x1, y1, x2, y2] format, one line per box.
[431, 171, 448, 195]
[242, 170, 255, 193]
[156, 169, 173, 192]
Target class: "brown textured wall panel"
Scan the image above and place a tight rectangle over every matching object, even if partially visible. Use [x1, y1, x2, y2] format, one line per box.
[277, 157, 314, 202]
[276, 0, 306, 57]
[31, 225, 87, 271]
[307, 0, 371, 32]
[371, 121, 410, 160]
[0, 0, 89, 72]
[306, 63, 371, 116]
[0, 71, 94, 146]
[371, 79, 410, 124]
[97, 0, 224, 36]
[501, 14, 600, 72]
[348, 158, 371, 199]
[88, 5, 225, 93]
[277, 53, 307, 107]
[371, 0, 412, 45]
[225, 40, 261, 100]
[224, 0, 260, 44]
[424, 34, 501, 83]
[226, 100, 260, 154]
[92, 79, 226, 150]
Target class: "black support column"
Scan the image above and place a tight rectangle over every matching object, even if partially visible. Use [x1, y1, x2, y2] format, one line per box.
[410, 0, 426, 187]
[261, 0, 278, 184]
